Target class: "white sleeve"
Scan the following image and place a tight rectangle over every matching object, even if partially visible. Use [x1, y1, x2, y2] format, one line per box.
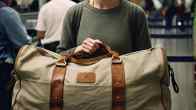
[185, 0, 193, 12]
[152, 0, 162, 10]
[35, 6, 46, 31]
[176, 0, 183, 5]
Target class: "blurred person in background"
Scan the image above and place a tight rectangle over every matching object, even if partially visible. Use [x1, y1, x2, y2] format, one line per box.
[35, 0, 76, 52]
[130, 0, 142, 5]
[15, 0, 39, 12]
[175, 0, 193, 30]
[15, 0, 33, 7]
[0, 0, 31, 110]
[144, 0, 154, 15]
[160, 0, 193, 30]
[193, 0, 196, 58]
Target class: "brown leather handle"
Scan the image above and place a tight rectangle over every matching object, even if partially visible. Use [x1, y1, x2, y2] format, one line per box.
[66, 44, 120, 65]
[50, 59, 67, 110]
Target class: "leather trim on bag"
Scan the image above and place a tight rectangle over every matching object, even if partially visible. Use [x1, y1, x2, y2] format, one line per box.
[77, 72, 96, 83]
[50, 59, 67, 110]
[14, 45, 29, 72]
[112, 58, 126, 110]
[71, 54, 110, 65]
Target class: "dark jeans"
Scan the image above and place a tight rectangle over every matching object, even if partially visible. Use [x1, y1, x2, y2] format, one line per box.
[165, 6, 176, 30]
[43, 41, 59, 52]
[0, 62, 13, 110]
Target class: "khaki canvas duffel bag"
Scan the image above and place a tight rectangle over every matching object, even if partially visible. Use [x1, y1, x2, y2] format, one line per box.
[12, 44, 179, 110]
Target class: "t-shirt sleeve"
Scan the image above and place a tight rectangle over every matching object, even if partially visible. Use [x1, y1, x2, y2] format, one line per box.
[131, 6, 152, 51]
[35, 6, 46, 31]
[57, 6, 79, 53]
[1, 9, 31, 48]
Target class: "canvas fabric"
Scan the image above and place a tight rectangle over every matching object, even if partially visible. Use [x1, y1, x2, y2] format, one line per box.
[12, 45, 171, 110]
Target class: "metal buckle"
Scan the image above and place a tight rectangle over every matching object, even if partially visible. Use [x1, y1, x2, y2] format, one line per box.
[112, 58, 122, 64]
[56, 59, 67, 67]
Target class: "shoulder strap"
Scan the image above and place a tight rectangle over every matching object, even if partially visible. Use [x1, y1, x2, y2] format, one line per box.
[73, 3, 84, 37]
[126, 1, 137, 41]
[68, 2, 84, 48]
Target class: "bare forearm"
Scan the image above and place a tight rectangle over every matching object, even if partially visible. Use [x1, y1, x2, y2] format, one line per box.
[36, 31, 45, 40]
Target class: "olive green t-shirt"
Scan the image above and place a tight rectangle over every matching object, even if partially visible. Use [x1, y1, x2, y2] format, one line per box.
[58, 0, 151, 54]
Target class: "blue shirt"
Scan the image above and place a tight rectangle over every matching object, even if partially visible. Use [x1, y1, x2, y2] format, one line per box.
[0, 6, 31, 63]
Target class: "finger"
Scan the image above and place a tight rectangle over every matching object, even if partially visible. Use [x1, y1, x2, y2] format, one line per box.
[94, 39, 103, 44]
[79, 44, 91, 53]
[83, 38, 99, 49]
[82, 47, 91, 53]
[85, 38, 98, 45]
[82, 38, 102, 53]
[82, 43, 97, 53]
[88, 38, 103, 48]
[81, 38, 94, 53]
[83, 39, 94, 47]
[94, 39, 103, 49]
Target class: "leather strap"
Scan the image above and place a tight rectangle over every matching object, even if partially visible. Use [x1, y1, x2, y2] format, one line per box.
[50, 59, 67, 110]
[112, 58, 126, 110]
[50, 57, 126, 110]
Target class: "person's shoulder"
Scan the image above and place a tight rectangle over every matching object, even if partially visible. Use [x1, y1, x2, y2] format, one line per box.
[0, 7, 18, 18]
[0, 7, 20, 25]
[69, 1, 85, 10]
[124, 1, 145, 14]
[66, 1, 85, 15]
